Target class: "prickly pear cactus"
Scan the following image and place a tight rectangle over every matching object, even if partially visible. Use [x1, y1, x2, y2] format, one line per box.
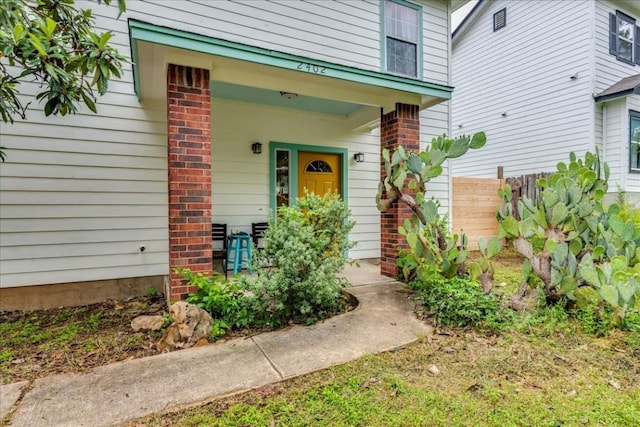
[376, 132, 486, 280]
[498, 151, 640, 320]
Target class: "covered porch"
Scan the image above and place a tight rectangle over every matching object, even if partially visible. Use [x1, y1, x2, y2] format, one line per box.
[128, 20, 453, 301]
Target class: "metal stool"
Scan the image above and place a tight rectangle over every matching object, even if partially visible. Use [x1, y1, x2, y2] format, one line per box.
[226, 233, 253, 275]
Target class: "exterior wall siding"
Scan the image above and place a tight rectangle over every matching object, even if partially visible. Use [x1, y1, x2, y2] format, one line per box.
[451, 0, 594, 178]
[0, 0, 452, 289]
[602, 98, 625, 188]
[594, 0, 640, 93]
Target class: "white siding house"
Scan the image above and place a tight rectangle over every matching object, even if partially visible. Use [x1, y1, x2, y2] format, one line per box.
[0, 0, 468, 309]
[451, 0, 640, 203]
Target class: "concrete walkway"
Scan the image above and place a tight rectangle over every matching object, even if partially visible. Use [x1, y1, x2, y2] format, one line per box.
[1, 262, 431, 427]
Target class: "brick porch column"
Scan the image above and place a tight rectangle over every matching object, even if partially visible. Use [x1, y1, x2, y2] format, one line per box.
[167, 64, 212, 301]
[380, 103, 420, 278]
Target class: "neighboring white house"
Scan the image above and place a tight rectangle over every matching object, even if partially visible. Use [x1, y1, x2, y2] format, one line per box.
[0, 0, 469, 309]
[451, 0, 640, 203]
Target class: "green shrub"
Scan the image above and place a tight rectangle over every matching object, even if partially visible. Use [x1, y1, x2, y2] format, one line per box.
[181, 269, 252, 331]
[410, 275, 503, 328]
[239, 191, 355, 327]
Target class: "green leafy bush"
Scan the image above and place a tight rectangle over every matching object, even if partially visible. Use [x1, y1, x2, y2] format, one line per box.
[239, 191, 355, 327]
[410, 275, 503, 328]
[181, 269, 252, 334]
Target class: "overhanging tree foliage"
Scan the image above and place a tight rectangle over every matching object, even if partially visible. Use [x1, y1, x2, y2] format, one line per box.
[0, 0, 126, 161]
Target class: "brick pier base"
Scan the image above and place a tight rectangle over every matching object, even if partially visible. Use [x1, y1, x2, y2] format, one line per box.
[380, 104, 420, 278]
[167, 64, 212, 301]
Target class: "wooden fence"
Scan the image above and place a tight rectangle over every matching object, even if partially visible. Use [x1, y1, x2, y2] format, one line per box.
[451, 177, 505, 249]
[505, 172, 551, 219]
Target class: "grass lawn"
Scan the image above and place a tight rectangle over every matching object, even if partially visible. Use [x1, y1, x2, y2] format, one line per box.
[127, 250, 640, 427]
[128, 326, 639, 426]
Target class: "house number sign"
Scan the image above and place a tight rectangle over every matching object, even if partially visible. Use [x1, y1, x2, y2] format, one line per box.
[296, 62, 327, 74]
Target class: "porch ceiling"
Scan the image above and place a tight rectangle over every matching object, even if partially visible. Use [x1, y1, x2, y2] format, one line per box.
[129, 20, 453, 130]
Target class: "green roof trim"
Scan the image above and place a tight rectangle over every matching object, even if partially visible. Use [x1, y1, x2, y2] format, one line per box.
[128, 19, 453, 101]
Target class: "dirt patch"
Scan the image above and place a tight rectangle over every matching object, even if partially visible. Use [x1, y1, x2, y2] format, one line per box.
[0, 291, 357, 385]
[0, 296, 167, 384]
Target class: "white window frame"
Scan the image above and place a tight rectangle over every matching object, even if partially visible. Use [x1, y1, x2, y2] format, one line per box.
[630, 111, 640, 172]
[610, 11, 640, 66]
[382, 0, 423, 79]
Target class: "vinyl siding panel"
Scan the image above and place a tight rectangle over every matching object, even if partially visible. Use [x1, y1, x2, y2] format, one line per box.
[602, 98, 625, 188]
[451, 0, 593, 178]
[594, 0, 640, 93]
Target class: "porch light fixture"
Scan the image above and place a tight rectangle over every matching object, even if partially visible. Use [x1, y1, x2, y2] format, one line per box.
[353, 152, 365, 163]
[279, 91, 298, 100]
[251, 142, 262, 154]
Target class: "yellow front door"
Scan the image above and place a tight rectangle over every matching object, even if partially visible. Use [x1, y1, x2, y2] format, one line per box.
[298, 152, 341, 197]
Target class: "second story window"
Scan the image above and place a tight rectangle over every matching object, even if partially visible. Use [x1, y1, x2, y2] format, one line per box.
[384, 0, 421, 78]
[610, 11, 640, 65]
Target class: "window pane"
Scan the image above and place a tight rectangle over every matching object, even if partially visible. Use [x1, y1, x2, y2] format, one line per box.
[305, 160, 332, 173]
[631, 143, 640, 170]
[630, 117, 640, 170]
[276, 150, 290, 207]
[387, 37, 417, 77]
[619, 18, 634, 41]
[619, 39, 633, 61]
[386, 0, 418, 42]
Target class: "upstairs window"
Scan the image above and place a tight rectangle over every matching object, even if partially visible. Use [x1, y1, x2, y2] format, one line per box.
[610, 11, 640, 65]
[384, 0, 421, 78]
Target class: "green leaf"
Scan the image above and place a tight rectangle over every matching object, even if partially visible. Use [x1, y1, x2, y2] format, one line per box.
[406, 154, 422, 174]
[592, 245, 605, 260]
[609, 214, 625, 236]
[500, 216, 519, 237]
[610, 255, 628, 273]
[447, 137, 469, 158]
[407, 232, 418, 252]
[579, 254, 600, 287]
[391, 149, 402, 167]
[28, 33, 48, 58]
[81, 91, 97, 113]
[557, 162, 568, 173]
[392, 169, 407, 189]
[478, 237, 487, 255]
[486, 237, 502, 259]
[422, 200, 438, 223]
[13, 24, 25, 41]
[99, 32, 113, 49]
[618, 278, 639, 305]
[382, 149, 390, 163]
[429, 150, 446, 166]
[551, 203, 569, 227]
[519, 218, 537, 238]
[569, 238, 583, 256]
[469, 132, 486, 149]
[425, 165, 442, 179]
[44, 98, 57, 116]
[599, 285, 619, 308]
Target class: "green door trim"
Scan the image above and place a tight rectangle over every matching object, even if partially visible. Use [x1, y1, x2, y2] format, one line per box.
[269, 142, 349, 214]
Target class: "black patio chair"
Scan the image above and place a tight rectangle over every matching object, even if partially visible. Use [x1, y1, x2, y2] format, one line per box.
[251, 221, 269, 250]
[212, 223, 228, 278]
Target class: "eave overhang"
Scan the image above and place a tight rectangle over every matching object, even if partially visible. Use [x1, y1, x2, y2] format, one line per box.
[128, 19, 453, 117]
